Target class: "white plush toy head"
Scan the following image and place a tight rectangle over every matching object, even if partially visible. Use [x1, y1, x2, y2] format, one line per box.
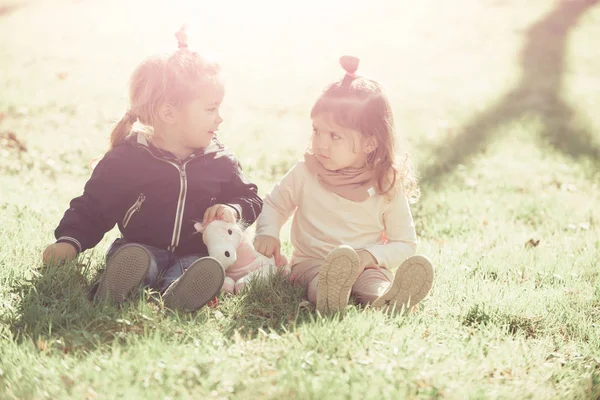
[194, 220, 244, 270]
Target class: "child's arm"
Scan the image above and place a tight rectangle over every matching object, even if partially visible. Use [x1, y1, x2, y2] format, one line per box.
[255, 162, 301, 241]
[364, 190, 418, 270]
[217, 158, 263, 226]
[254, 163, 300, 264]
[49, 151, 130, 260]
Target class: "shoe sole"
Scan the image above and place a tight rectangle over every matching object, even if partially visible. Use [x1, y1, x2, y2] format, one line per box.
[316, 245, 361, 315]
[96, 245, 151, 302]
[163, 257, 224, 312]
[371, 255, 434, 312]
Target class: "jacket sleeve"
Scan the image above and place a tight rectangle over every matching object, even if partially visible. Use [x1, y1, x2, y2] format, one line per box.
[255, 162, 301, 240]
[219, 157, 263, 226]
[54, 150, 129, 253]
[364, 188, 417, 270]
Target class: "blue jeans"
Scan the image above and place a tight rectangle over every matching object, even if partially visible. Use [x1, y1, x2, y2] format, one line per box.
[105, 238, 208, 293]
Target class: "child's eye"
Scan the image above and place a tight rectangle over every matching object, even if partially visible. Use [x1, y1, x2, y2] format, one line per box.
[207, 107, 217, 112]
[330, 132, 341, 140]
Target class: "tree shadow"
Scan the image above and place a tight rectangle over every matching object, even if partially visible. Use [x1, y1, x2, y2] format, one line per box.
[421, 0, 600, 187]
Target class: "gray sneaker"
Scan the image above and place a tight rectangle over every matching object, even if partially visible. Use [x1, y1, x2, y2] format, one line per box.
[163, 257, 225, 312]
[371, 255, 434, 312]
[316, 245, 361, 315]
[96, 245, 151, 302]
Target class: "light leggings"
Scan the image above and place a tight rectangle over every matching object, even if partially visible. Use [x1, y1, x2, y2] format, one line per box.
[291, 258, 394, 304]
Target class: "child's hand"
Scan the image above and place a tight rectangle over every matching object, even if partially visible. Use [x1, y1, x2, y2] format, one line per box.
[254, 235, 283, 266]
[356, 250, 378, 268]
[42, 242, 77, 265]
[203, 204, 237, 225]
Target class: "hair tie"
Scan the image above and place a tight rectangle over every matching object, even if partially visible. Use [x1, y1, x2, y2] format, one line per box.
[125, 110, 138, 123]
[340, 55, 359, 76]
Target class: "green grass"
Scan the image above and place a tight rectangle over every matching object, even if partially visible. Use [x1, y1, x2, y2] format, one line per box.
[1, 0, 600, 398]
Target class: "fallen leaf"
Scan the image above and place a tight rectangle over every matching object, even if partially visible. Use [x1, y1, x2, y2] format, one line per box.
[0, 131, 27, 152]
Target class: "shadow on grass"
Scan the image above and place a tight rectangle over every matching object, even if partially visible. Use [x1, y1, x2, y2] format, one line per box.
[214, 273, 421, 340]
[4, 262, 316, 349]
[421, 0, 600, 188]
[5, 263, 415, 347]
[462, 303, 542, 339]
[216, 272, 315, 338]
[4, 262, 167, 354]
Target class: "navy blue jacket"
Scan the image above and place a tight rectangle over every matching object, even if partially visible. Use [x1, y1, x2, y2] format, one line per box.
[54, 132, 262, 256]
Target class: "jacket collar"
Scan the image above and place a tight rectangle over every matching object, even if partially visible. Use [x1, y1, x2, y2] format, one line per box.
[131, 131, 225, 162]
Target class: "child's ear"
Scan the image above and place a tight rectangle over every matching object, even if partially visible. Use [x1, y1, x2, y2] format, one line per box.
[365, 137, 378, 154]
[157, 102, 178, 125]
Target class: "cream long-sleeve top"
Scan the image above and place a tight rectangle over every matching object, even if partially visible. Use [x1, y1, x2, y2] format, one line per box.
[255, 160, 417, 270]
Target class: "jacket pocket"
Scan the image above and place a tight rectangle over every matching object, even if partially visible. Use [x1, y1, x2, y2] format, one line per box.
[122, 193, 146, 228]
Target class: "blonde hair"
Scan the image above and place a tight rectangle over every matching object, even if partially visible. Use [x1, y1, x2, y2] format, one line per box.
[109, 26, 220, 149]
[310, 56, 420, 203]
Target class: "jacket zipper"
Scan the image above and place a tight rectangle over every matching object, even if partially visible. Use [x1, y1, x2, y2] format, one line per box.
[140, 145, 197, 252]
[122, 193, 146, 228]
[169, 161, 190, 252]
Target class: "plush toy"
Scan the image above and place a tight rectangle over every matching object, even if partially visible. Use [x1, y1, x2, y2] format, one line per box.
[194, 220, 289, 294]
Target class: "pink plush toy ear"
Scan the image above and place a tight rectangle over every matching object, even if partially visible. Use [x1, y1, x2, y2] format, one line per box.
[194, 222, 206, 233]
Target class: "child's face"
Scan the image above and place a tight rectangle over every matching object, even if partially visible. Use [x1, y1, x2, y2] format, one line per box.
[175, 82, 225, 150]
[311, 113, 369, 171]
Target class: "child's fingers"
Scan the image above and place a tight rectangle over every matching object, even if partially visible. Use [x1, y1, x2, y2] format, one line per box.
[256, 241, 273, 258]
[220, 206, 236, 223]
[205, 205, 237, 224]
[203, 208, 212, 224]
[203, 205, 218, 224]
[253, 239, 263, 253]
[267, 244, 277, 261]
[225, 209, 237, 223]
[260, 245, 273, 258]
[42, 248, 54, 264]
[273, 246, 282, 266]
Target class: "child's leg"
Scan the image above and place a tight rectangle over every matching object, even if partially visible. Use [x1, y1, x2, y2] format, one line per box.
[351, 266, 394, 305]
[161, 256, 225, 311]
[372, 255, 434, 312]
[95, 241, 165, 302]
[290, 259, 322, 303]
[159, 254, 204, 293]
[316, 245, 361, 315]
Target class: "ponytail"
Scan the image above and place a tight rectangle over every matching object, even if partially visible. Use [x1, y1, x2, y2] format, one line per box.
[108, 25, 219, 151]
[109, 111, 137, 149]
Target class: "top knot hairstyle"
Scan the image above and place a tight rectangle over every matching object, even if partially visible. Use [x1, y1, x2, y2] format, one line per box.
[310, 55, 420, 203]
[175, 25, 189, 50]
[109, 25, 221, 149]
